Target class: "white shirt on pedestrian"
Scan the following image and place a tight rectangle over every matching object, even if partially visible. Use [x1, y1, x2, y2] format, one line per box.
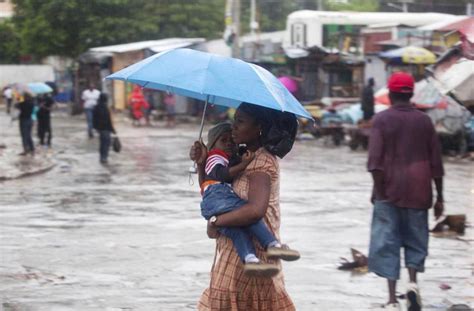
[81, 89, 100, 109]
[3, 88, 12, 99]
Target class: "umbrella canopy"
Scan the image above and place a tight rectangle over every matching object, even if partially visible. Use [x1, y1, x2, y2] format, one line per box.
[379, 46, 436, 64]
[13, 82, 53, 95]
[106, 48, 312, 120]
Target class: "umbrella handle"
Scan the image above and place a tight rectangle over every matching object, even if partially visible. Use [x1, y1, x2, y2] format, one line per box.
[190, 97, 209, 174]
[197, 98, 209, 141]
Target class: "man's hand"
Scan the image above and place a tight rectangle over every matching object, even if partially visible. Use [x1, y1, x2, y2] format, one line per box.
[240, 150, 255, 166]
[433, 199, 444, 220]
[189, 140, 207, 165]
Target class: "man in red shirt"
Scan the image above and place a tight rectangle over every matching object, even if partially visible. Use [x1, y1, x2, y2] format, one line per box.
[367, 72, 444, 311]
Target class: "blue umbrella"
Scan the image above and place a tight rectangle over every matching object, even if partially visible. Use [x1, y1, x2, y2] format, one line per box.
[27, 82, 53, 94]
[13, 82, 53, 95]
[106, 48, 313, 138]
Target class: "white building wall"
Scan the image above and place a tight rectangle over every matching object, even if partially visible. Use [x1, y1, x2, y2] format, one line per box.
[364, 56, 387, 91]
[0, 65, 55, 88]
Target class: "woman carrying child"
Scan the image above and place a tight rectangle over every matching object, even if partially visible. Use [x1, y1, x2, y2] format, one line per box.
[190, 102, 299, 310]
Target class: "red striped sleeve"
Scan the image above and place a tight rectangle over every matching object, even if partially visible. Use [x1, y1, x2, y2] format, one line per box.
[205, 149, 229, 175]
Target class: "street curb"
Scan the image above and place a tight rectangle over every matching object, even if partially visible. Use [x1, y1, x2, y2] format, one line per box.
[0, 162, 56, 182]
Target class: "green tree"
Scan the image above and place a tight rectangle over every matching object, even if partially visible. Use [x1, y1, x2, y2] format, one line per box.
[154, 0, 224, 39]
[0, 20, 21, 63]
[11, 0, 225, 60]
[324, 0, 379, 12]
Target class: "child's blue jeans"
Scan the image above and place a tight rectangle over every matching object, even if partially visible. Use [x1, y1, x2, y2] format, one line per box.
[201, 183, 277, 262]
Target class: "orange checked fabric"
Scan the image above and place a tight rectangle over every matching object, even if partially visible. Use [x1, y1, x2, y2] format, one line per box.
[197, 148, 296, 311]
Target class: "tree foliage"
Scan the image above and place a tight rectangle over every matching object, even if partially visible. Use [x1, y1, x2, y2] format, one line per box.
[0, 20, 21, 63]
[11, 0, 224, 60]
[324, 0, 379, 12]
[5, 0, 466, 64]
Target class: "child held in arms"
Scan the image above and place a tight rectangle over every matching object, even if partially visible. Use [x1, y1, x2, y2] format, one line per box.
[199, 122, 300, 277]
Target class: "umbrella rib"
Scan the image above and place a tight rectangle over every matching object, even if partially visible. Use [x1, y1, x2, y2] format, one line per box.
[202, 54, 213, 96]
[249, 64, 285, 111]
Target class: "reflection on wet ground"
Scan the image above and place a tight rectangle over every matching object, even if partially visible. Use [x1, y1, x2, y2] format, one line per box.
[0, 115, 472, 310]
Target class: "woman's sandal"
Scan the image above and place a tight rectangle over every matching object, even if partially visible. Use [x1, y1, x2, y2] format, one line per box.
[267, 244, 300, 261]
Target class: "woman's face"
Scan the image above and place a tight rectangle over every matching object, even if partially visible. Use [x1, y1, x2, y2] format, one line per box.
[232, 108, 260, 145]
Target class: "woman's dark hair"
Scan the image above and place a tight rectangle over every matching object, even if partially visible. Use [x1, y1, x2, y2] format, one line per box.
[239, 103, 298, 158]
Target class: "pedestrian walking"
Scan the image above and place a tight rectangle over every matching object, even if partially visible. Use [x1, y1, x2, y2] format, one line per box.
[81, 82, 100, 138]
[190, 103, 298, 310]
[164, 92, 176, 127]
[367, 72, 444, 311]
[3, 86, 13, 114]
[143, 88, 155, 126]
[129, 86, 149, 126]
[93, 93, 116, 164]
[37, 94, 54, 147]
[361, 77, 375, 121]
[16, 93, 35, 156]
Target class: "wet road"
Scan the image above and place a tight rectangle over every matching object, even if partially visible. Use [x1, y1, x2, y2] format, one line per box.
[0, 112, 472, 310]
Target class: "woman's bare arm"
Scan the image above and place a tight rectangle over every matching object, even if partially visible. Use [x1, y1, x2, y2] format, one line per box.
[212, 172, 270, 227]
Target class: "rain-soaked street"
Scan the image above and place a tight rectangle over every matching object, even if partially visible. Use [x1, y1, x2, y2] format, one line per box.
[0, 111, 472, 310]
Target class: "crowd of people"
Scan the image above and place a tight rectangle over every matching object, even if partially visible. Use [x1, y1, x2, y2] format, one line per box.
[3, 85, 56, 156]
[1, 82, 117, 163]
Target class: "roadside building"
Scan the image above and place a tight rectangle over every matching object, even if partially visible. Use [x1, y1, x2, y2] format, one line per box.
[283, 10, 459, 102]
[78, 38, 205, 112]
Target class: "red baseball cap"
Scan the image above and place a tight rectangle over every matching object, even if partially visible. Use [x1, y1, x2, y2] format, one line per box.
[387, 72, 414, 93]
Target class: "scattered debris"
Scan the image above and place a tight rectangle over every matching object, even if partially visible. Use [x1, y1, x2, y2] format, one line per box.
[439, 283, 452, 290]
[338, 248, 368, 272]
[431, 214, 467, 235]
[448, 304, 471, 310]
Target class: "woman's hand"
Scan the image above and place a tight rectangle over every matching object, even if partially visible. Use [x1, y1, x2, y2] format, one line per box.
[240, 150, 255, 166]
[207, 219, 219, 239]
[189, 140, 207, 165]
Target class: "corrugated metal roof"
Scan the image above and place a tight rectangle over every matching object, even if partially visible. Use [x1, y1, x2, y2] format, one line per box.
[90, 38, 205, 53]
[418, 16, 468, 31]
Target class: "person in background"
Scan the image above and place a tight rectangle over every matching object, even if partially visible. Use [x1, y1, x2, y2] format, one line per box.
[81, 82, 100, 138]
[129, 86, 150, 126]
[3, 86, 13, 114]
[16, 93, 35, 156]
[143, 88, 155, 126]
[164, 92, 176, 127]
[37, 93, 55, 147]
[361, 77, 375, 121]
[367, 72, 444, 311]
[93, 93, 116, 164]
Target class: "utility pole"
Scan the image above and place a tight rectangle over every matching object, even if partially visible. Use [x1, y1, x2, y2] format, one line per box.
[467, 2, 473, 16]
[402, 2, 408, 12]
[250, 0, 258, 36]
[387, 1, 410, 12]
[317, 0, 323, 11]
[232, 0, 241, 58]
